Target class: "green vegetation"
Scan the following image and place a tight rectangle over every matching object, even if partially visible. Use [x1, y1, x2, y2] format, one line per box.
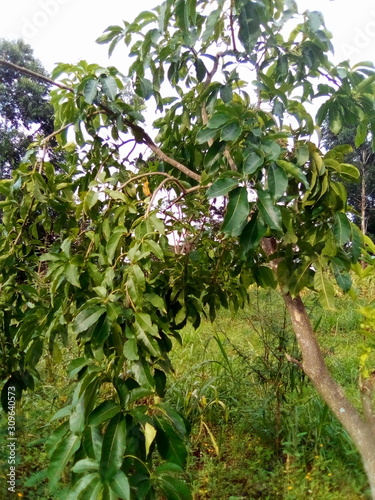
[2, 0, 375, 498]
[1, 285, 373, 499]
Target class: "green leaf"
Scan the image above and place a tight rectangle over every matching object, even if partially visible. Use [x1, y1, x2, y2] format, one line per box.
[206, 113, 232, 129]
[196, 127, 218, 144]
[101, 76, 117, 100]
[204, 139, 225, 168]
[295, 144, 309, 166]
[64, 263, 81, 288]
[332, 260, 352, 292]
[207, 178, 238, 198]
[339, 163, 360, 182]
[71, 458, 99, 474]
[308, 11, 324, 32]
[220, 84, 233, 103]
[71, 307, 106, 335]
[329, 107, 342, 135]
[107, 226, 127, 263]
[138, 78, 153, 100]
[88, 401, 121, 427]
[268, 163, 288, 201]
[48, 432, 81, 489]
[254, 266, 277, 289]
[355, 122, 368, 148]
[314, 266, 336, 310]
[144, 239, 164, 260]
[123, 338, 139, 361]
[333, 213, 351, 246]
[221, 187, 249, 236]
[158, 475, 192, 500]
[238, 2, 260, 53]
[276, 160, 309, 188]
[144, 293, 166, 313]
[220, 121, 242, 142]
[132, 359, 156, 388]
[67, 357, 89, 378]
[288, 260, 313, 296]
[66, 473, 100, 500]
[243, 152, 263, 174]
[154, 416, 187, 467]
[239, 212, 266, 256]
[110, 470, 131, 500]
[195, 59, 207, 82]
[84, 79, 98, 104]
[99, 413, 127, 483]
[84, 191, 99, 212]
[70, 379, 99, 435]
[257, 189, 282, 231]
[350, 223, 363, 263]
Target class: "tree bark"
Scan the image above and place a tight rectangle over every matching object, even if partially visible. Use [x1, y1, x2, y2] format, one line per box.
[283, 293, 375, 498]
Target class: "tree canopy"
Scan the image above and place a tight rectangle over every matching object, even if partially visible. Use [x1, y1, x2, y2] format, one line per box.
[1, 1, 375, 498]
[0, 39, 54, 178]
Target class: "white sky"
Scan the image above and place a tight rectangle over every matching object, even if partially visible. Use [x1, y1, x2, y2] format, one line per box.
[1, 0, 375, 73]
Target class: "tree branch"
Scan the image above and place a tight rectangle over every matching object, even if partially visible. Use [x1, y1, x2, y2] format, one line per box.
[0, 59, 202, 183]
[0, 59, 74, 91]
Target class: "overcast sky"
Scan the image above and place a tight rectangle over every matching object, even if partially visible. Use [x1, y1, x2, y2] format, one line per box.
[1, 0, 375, 73]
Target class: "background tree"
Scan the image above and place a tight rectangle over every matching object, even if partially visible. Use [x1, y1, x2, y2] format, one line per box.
[1, 1, 375, 499]
[0, 39, 54, 179]
[322, 123, 375, 236]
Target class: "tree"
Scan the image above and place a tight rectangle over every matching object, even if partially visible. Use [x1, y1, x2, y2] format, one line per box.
[322, 123, 375, 236]
[1, 0, 375, 498]
[0, 39, 54, 179]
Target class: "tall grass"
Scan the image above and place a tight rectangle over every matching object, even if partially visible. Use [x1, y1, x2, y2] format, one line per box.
[167, 286, 371, 499]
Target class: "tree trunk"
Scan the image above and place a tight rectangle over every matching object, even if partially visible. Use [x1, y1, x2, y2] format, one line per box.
[283, 293, 375, 498]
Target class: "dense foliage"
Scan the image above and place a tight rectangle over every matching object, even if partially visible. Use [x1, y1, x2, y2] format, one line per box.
[0, 39, 54, 179]
[1, 0, 375, 498]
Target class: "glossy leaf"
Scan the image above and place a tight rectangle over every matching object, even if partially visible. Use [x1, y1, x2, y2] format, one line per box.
[239, 212, 266, 256]
[221, 187, 249, 236]
[243, 152, 263, 174]
[207, 178, 238, 198]
[314, 266, 336, 310]
[333, 213, 351, 247]
[157, 475, 192, 500]
[238, 2, 260, 53]
[100, 75, 117, 100]
[71, 307, 106, 335]
[268, 163, 288, 201]
[220, 121, 242, 142]
[196, 127, 218, 144]
[48, 432, 81, 489]
[99, 413, 127, 483]
[257, 189, 282, 231]
[276, 160, 309, 188]
[110, 470, 131, 500]
[84, 79, 98, 104]
[88, 401, 121, 427]
[64, 263, 81, 288]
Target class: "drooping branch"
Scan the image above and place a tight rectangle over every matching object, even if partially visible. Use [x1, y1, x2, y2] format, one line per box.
[0, 59, 202, 183]
[0, 59, 74, 91]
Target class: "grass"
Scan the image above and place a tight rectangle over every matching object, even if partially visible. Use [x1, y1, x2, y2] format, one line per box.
[167, 286, 372, 499]
[0, 284, 374, 498]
